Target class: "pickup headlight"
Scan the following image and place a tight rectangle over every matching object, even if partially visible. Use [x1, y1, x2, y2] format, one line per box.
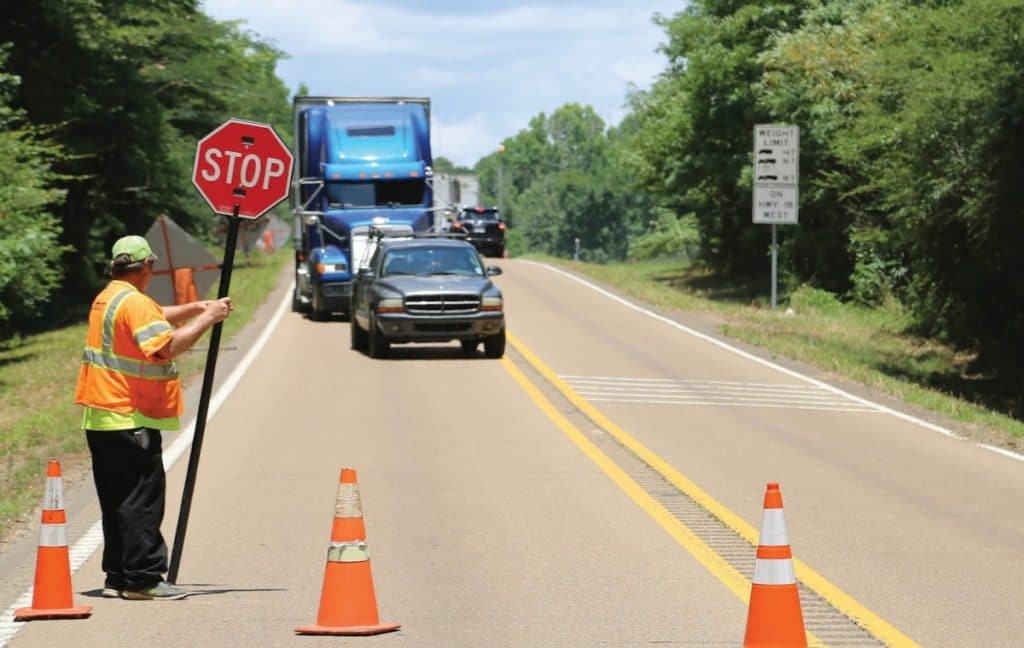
[481, 295, 503, 312]
[377, 296, 404, 313]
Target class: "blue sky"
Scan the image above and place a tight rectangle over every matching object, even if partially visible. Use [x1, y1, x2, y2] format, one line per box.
[201, 1, 683, 167]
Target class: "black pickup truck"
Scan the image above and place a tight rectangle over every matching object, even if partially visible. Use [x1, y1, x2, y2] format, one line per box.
[451, 206, 506, 257]
[350, 236, 505, 358]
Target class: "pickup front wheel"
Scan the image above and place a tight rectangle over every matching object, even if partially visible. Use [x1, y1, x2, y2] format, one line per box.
[483, 327, 506, 359]
[350, 318, 368, 351]
[368, 313, 390, 358]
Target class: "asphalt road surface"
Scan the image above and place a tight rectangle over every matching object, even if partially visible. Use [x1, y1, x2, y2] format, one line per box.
[2, 258, 1021, 647]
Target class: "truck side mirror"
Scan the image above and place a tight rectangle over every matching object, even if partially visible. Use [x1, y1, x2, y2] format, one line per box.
[486, 266, 503, 276]
[358, 266, 374, 278]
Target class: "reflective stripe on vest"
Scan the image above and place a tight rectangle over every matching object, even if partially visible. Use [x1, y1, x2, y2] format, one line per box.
[81, 347, 178, 379]
[102, 289, 133, 350]
[81, 289, 177, 380]
[134, 320, 174, 347]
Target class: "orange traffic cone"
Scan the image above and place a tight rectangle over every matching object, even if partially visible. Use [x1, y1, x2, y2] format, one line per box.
[14, 460, 92, 621]
[295, 468, 400, 636]
[743, 482, 806, 647]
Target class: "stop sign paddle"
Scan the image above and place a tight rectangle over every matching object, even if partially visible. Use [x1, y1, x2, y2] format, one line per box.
[192, 118, 294, 219]
[171, 118, 293, 583]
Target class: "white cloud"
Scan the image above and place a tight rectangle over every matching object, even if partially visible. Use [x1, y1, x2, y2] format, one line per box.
[202, 0, 679, 166]
[432, 113, 500, 168]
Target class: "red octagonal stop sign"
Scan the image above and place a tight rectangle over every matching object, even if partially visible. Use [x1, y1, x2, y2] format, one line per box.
[192, 118, 294, 220]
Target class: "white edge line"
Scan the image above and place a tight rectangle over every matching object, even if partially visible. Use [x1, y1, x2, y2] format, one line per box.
[0, 283, 294, 647]
[528, 261, 1024, 463]
[978, 444, 1024, 462]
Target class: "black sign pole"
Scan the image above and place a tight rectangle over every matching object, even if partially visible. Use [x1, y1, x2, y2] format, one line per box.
[168, 204, 241, 584]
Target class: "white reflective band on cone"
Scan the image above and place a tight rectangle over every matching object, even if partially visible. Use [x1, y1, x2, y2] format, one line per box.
[752, 557, 796, 585]
[44, 476, 64, 510]
[335, 483, 363, 519]
[326, 540, 369, 563]
[758, 509, 789, 546]
[39, 523, 68, 548]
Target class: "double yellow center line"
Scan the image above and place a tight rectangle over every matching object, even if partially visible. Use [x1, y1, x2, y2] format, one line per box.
[501, 331, 920, 648]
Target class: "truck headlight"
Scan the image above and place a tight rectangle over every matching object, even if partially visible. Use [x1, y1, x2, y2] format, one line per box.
[315, 261, 348, 274]
[377, 296, 404, 313]
[481, 296, 503, 312]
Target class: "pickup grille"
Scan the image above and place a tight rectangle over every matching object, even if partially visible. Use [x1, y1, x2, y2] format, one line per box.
[405, 293, 480, 315]
[414, 322, 473, 333]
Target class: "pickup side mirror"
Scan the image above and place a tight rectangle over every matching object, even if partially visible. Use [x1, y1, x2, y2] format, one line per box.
[486, 266, 503, 276]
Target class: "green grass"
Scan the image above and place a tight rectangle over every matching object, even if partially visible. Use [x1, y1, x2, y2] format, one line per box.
[0, 246, 291, 538]
[538, 255, 1024, 450]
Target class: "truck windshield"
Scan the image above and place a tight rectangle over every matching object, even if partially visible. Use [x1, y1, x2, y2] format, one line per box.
[326, 180, 424, 208]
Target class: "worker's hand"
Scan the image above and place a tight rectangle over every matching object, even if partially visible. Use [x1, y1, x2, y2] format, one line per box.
[204, 297, 233, 324]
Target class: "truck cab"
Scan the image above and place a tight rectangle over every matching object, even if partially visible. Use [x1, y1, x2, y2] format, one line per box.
[291, 97, 434, 320]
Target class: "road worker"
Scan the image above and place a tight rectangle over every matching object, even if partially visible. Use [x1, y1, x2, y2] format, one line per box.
[74, 235, 232, 600]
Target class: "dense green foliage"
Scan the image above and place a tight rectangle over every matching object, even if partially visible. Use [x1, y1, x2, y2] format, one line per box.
[0, 0, 291, 334]
[0, 49, 69, 328]
[631, 1, 809, 275]
[484, 0, 1023, 380]
[475, 104, 655, 262]
[751, 0, 1024, 374]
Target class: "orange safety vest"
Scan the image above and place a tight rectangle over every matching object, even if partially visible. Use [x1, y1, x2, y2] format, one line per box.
[75, 281, 182, 418]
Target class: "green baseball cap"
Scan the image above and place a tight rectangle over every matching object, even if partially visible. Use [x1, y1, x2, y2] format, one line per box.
[111, 235, 157, 263]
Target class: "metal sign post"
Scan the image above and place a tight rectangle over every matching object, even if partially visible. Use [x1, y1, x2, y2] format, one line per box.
[167, 208, 239, 583]
[771, 224, 778, 309]
[168, 119, 293, 583]
[752, 124, 799, 309]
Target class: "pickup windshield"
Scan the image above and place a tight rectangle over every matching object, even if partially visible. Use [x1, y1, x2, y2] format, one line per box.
[382, 246, 484, 277]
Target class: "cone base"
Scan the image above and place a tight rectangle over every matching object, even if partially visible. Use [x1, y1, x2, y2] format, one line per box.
[744, 583, 807, 648]
[295, 622, 400, 636]
[13, 605, 92, 621]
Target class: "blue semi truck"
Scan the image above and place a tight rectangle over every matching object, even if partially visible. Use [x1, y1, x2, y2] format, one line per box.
[291, 96, 435, 319]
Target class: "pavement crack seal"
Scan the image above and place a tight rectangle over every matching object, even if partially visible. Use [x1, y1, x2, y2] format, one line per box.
[503, 331, 920, 648]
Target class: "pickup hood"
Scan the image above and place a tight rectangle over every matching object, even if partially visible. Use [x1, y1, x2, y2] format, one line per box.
[378, 275, 497, 295]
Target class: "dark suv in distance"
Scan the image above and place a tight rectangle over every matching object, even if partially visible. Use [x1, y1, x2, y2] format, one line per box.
[350, 237, 505, 358]
[452, 206, 505, 257]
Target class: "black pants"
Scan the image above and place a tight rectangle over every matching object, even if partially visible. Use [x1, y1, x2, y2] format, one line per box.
[86, 428, 168, 591]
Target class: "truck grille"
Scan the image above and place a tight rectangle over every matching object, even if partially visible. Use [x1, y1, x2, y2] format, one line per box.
[405, 293, 480, 315]
[322, 283, 351, 297]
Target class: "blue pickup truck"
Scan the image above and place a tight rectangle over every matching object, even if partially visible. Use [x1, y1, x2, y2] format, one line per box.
[291, 96, 435, 320]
